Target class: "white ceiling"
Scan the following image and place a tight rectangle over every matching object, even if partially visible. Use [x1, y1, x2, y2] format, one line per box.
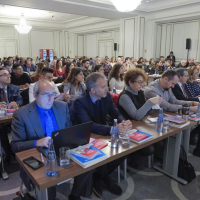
[0, 0, 200, 30]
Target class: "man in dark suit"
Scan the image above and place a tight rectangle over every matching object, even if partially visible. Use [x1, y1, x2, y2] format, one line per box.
[74, 72, 132, 198]
[167, 51, 176, 66]
[0, 68, 23, 163]
[11, 79, 92, 200]
[172, 68, 199, 102]
[73, 55, 78, 64]
[22, 59, 36, 74]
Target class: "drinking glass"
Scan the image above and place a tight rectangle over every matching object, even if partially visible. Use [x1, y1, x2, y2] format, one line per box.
[163, 120, 169, 130]
[59, 147, 70, 168]
[121, 126, 130, 146]
[0, 107, 7, 119]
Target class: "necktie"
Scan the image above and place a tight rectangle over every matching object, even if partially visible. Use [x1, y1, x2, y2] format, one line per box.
[1, 88, 7, 103]
[181, 85, 188, 98]
[45, 110, 54, 137]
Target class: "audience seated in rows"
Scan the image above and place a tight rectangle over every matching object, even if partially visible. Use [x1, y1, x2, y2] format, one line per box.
[144, 70, 198, 112]
[0, 68, 23, 164]
[29, 67, 60, 103]
[185, 63, 200, 98]
[74, 72, 132, 197]
[11, 63, 33, 89]
[109, 63, 125, 91]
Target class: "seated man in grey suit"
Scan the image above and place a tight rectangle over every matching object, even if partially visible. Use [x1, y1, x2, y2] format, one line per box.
[11, 79, 92, 200]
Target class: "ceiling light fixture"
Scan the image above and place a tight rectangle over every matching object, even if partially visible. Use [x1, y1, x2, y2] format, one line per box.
[14, 14, 32, 34]
[110, 0, 142, 12]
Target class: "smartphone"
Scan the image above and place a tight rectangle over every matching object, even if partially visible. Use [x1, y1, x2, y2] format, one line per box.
[23, 156, 44, 170]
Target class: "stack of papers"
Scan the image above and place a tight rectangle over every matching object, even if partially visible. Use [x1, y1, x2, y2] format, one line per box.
[70, 144, 107, 168]
[168, 121, 190, 128]
[128, 129, 153, 144]
[147, 117, 158, 123]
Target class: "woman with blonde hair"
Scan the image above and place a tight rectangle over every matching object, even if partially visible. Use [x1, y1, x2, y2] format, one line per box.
[108, 63, 125, 91]
[31, 62, 45, 82]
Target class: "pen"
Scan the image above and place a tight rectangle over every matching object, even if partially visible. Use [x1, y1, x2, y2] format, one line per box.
[40, 153, 44, 163]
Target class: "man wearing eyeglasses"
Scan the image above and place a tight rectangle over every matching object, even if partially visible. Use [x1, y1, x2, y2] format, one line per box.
[11, 79, 92, 200]
[0, 68, 23, 164]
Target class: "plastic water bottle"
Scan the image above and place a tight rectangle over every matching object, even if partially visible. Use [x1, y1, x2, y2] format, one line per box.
[111, 119, 119, 148]
[113, 85, 116, 94]
[156, 108, 164, 132]
[196, 104, 200, 118]
[46, 139, 58, 177]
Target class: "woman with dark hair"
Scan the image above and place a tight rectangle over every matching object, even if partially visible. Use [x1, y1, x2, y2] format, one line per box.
[94, 64, 104, 74]
[54, 60, 66, 77]
[118, 69, 163, 167]
[137, 57, 143, 64]
[108, 63, 125, 91]
[63, 67, 86, 96]
[63, 62, 75, 81]
[30, 62, 45, 82]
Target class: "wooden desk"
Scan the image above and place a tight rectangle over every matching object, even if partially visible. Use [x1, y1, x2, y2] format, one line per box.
[15, 116, 196, 199]
[0, 114, 13, 124]
[148, 75, 161, 84]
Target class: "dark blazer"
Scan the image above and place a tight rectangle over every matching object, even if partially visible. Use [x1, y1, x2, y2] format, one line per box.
[11, 101, 71, 190]
[172, 83, 199, 102]
[0, 84, 23, 106]
[74, 91, 125, 135]
[22, 63, 36, 73]
[167, 55, 176, 62]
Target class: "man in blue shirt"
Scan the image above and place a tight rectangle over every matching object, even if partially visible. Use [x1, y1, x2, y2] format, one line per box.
[11, 79, 92, 200]
[22, 59, 36, 74]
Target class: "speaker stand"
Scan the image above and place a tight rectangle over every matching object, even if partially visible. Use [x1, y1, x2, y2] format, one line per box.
[187, 49, 189, 62]
[115, 50, 116, 61]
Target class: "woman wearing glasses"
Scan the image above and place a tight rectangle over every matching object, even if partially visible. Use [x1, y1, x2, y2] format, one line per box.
[118, 68, 163, 167]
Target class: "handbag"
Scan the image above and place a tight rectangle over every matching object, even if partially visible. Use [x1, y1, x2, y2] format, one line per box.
[178, 145, 196, 183]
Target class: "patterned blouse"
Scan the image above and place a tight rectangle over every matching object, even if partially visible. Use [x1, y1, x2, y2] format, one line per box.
[185, 81, 200, 97]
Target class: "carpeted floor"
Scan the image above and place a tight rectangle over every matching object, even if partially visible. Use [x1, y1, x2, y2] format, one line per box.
[0, 145, 200, 200]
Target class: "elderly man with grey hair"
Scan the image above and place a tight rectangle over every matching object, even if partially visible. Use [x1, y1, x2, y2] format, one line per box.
[11, 79, 93, 200]
[74, 72, 132, 198]
[177, 60, 187, 68]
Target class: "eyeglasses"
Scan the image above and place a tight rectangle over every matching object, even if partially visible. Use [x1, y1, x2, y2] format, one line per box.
[37, 92, 56, 99]
[0, 73, 11, 77]
[134, 81, 144, 85]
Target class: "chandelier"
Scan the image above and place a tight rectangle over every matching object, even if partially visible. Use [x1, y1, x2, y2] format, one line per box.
[14, 14, 32, 34]
[110, 0, 142, 12]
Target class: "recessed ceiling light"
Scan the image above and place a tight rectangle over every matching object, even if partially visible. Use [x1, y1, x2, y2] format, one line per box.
[68, 14, 70, 15]
[146, 1, 149, 2]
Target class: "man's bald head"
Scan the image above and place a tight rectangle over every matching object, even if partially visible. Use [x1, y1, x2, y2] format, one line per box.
[33, 79, 55, 109]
